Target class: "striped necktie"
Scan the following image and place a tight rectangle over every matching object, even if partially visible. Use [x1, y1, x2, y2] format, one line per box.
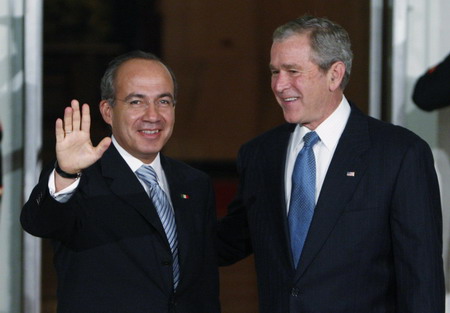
[136, 165, 180, 289]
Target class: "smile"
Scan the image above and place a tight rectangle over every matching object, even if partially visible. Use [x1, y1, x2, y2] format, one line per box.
[140, 130, 160, 134]
[283, 97, 298, 102]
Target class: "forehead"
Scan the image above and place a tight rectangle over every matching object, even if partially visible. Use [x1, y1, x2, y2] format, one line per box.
[115, 59, 174, 92]
[270, 34, 313, 66]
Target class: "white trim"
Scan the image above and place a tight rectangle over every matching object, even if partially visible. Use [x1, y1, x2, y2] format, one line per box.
[369, 0, 383, 119]
[23, 0, 43, 312]
[390, 0, 408, 126]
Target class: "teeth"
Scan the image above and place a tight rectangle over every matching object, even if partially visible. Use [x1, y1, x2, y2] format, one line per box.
[284, 97, 298, 101]
[141, 130, 159, 134]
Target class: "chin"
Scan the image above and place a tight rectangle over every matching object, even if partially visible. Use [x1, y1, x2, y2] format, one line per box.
[283, 114, 301, 124]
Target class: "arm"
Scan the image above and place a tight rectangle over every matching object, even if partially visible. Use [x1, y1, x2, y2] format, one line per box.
[21, 99, 111, 238]
[412, 53, 450, 111]
[54, 99, 111, 192]
[216, 147, 253, 266]
[20, 164, 77, 239]
[391, 139, 445, 312]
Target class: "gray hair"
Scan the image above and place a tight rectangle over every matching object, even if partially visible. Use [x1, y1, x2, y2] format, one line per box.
[273, 15, 353, 90]
[100, 50, 178, 106]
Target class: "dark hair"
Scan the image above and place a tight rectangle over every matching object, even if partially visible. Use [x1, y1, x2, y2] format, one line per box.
[273, 15, 353, 90]
[100, 50, 178, 106]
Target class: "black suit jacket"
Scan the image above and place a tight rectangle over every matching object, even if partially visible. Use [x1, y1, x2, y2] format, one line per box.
[21, 145, 220, 313]
[218, 105, 445, 313]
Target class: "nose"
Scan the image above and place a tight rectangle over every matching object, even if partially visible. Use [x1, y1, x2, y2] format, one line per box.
[272, 72, 290, 93]
[142, 102, 160, 121]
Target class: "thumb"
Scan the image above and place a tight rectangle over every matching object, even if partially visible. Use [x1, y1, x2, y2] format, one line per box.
[95, 137, 112, 158]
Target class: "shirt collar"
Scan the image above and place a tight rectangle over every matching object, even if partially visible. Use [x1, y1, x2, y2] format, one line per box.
[293, 96, 351, 151]
[111, 136, 164, 181]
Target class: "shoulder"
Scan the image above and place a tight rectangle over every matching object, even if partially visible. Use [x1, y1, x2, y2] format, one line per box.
[343, 105, 432, 158]
[354, 110, 433, 157]
[161, 155, 210, 180]
[240, 123, 294, 152]
[370, 115, 426, 144]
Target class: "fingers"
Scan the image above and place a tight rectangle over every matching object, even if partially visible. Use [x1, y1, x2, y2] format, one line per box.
[55, 118, 64, 142]
[68, 99, 80, 134]
[81, 103, 91, 133]
[63, 105, 73, 135]
[60, 100, 91, 136]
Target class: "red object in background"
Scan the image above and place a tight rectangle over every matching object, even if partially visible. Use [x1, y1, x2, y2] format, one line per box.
[212, 179, 238, 218]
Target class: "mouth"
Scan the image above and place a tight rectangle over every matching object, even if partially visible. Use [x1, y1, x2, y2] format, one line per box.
[283, 97, 299, 102]
[139, 129, 160, 135]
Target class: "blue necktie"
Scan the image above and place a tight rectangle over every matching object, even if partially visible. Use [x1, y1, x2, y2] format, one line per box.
[136, 165, 180, 289]
[288, 131, 320, 268]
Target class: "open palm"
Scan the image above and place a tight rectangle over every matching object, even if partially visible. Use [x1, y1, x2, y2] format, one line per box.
[55, 99, 111, 174]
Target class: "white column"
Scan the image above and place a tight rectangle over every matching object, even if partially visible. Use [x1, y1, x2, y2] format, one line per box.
[369, 0, 384, 119]
[0, 0, 25, 312]
[23, 0, 43, 312]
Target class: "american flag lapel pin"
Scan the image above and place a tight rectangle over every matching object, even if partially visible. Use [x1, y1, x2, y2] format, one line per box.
[346, 171, 355, 177]
[180, 193, 190, 199]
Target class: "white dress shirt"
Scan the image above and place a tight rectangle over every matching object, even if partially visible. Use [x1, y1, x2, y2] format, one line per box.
[49, 136, 172, 207]
[284, 96, 351, 212]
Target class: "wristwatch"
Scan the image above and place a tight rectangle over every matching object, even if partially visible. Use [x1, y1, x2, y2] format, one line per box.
[54, 161, 82, 179]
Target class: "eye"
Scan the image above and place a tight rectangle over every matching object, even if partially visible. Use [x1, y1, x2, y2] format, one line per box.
[158, 98, 174, 107]
[128, 99, 144, 106]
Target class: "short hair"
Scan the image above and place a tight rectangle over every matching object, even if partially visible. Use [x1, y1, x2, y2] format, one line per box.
[100, 50, 178, 106]
[273, 15, 353, 90]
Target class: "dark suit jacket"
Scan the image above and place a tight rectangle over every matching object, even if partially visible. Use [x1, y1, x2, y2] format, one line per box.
[218, 105, 445, 313]
[21, 145, 220, 313]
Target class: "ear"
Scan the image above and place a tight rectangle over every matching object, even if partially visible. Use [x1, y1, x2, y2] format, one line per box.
[328, 61, 345, 91]
[99, 100, 113, 126]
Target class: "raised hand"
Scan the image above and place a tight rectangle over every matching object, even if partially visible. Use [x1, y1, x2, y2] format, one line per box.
[55, 100, 111, 181]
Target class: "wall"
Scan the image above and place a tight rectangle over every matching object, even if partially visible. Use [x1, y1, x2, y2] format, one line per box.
[161, 0, 371, 161]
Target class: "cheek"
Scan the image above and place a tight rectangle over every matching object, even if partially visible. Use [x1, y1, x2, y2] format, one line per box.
[163, 110, 176, 125]
[112, 113, 137, 133]
[270, 76, 279, 95]
[270, 78, 276, 90]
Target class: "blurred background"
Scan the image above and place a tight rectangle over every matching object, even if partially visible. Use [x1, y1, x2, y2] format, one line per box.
[1, 0, 449, 312]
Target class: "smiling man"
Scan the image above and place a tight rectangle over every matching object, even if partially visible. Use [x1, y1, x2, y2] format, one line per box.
[21, 51, 220, 313]
[217, 15, 445, 313]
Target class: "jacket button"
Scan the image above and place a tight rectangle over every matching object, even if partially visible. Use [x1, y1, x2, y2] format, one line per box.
[291, 287, 300, 297]
[161, 261, 171, 266]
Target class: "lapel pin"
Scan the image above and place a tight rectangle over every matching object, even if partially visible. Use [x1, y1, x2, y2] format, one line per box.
[346, 171, 355, 177]
[180, 193, 190, 199]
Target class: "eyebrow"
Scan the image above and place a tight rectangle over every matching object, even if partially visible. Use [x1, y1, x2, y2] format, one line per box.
[124, 92, 174, 100]
[158, 92, 174, 100]
[270, 63, 301, 69]
[124, 93, 145, 101]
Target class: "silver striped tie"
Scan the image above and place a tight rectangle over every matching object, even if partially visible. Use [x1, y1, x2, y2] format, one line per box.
[136, 165, 180, 289]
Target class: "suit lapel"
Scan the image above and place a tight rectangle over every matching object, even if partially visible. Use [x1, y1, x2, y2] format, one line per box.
[160, 156, 202, 290]
[295, 107, 371, 279]
[100, 145, 167, 240]
[162, 158, 189, 265]
[261, 124, 297, 267]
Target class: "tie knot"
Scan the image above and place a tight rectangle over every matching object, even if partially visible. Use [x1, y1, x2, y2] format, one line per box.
[303, 131, 319, 147]
[136, 165, 158, 186]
